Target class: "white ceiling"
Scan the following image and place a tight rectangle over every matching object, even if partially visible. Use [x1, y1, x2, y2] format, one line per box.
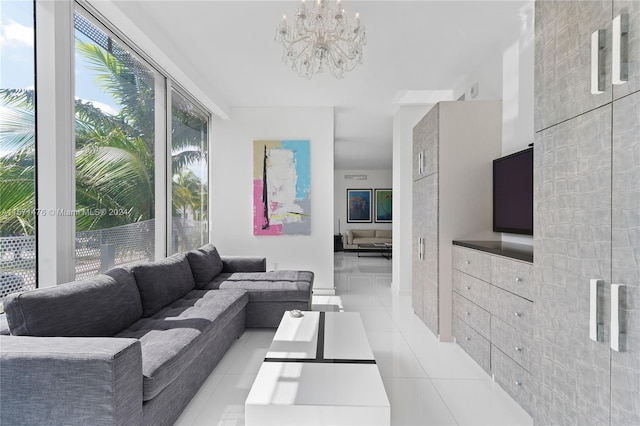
[112, 0, 531, 169]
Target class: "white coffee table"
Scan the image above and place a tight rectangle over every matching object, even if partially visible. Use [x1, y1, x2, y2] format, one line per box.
[245, 311, 390, 425]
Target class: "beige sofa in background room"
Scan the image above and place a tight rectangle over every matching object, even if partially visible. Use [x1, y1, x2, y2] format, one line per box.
[343, 229, 392, 250]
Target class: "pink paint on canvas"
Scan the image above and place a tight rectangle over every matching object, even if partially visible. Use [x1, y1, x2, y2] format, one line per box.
[253, 179, 282, 235]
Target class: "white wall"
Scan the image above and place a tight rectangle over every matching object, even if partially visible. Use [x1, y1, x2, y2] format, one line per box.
[453, 1, 534, 245]
[334, 169, 392, 235]
[453, 49, 503, 102]
[392, 105, 431, 295]
[211, 107, 335, 294]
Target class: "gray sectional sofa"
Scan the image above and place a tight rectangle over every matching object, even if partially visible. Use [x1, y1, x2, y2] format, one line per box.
[0, 244, 313, 426]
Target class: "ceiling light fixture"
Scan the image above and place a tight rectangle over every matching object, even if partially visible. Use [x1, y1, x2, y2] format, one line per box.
[275, 0, 366, 79]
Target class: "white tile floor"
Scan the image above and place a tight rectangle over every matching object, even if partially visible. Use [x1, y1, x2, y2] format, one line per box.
[175, 252, 533, 426]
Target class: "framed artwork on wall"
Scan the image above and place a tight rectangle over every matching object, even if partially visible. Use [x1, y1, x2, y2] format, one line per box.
[253, 140, 311, 236]
[375, 189, 392, 223]
[346, 189, 372, 223]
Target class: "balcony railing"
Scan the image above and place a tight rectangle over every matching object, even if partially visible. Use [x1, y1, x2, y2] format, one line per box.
[0, 218, 207, 303]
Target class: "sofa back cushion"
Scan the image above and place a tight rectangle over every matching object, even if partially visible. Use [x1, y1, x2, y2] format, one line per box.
[376, 230, 392, 239]
[3, 268, 142, 337]
[186, 244, 224, 289]
[132, 253, 196, 317]
[352, 229, 375, 238]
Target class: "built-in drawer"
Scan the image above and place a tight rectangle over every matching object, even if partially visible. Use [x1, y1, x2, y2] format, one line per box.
[491, 345, 533, 416]
[490, 316, 531, 372]
[452, 269, 492, 310]
[452, 246, 491, 282]
[453, 292, 490, 339]
[453, 314, 490, 374]
[490, 286, 533, 335]
[491, 256, 534, 301]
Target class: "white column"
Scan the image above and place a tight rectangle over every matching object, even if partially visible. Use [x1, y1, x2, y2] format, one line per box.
[35, 0, 76, 286]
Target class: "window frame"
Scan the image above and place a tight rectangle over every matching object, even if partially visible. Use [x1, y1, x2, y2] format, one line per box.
[32, 0, 212, 286]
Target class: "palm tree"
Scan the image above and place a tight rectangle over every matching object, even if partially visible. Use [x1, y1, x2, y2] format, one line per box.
[173, 170, 205, 224]
[0, 35, 207, 235]
[0, 90, 36, 237]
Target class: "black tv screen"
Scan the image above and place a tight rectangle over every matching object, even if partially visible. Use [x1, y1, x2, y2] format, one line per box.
[493, 147, 533, 235]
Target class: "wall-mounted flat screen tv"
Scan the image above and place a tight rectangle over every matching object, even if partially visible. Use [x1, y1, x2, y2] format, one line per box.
[493, 147, 533, 235]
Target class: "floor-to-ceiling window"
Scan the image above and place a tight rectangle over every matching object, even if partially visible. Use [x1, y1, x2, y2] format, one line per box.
[170, 88, 209, 254]
[1, 2, 211, 291]
[73, 11, 161, 278]
[0, 0, 37, 299]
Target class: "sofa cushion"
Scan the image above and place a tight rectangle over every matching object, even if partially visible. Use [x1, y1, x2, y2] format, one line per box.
[201, 272, 233, 290]
[352, 230, 375, 238]
[218, 280, 311, 302]
[376, 230, 392, 238]
[222, 271, 314, 283]
[115, 288, 248, 401]
[352, 237, 387, 245]
[221, 256, 267, 273]
[3, 268, 142, 337]
[186, 245, 224, 289]
[132, 253, 196, 317]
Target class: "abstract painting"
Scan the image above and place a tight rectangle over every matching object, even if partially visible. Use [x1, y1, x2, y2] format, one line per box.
[375, 189, 392, 223]
[253, 140, 311, 235]
[346, 189, 372, 223]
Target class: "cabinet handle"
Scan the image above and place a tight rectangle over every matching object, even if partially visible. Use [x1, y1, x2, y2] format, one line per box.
[418, 151, 424, 174]
[515, 346, 522, 352]
[418, 237, 424, 260]
[465, 286, 471, 290]
[465, 337, 470, 341]
[611, 284, 626, 352]
[591, 29, 606, 94]
[465, 260, 470, 265]
[514, 312, 522, 317]
[515, 277, 522, 282]
[465, 311, 470, 316]
[590, 279, 604, 342]
[613, 14, 629, 85]
[514, 381, 522, 386]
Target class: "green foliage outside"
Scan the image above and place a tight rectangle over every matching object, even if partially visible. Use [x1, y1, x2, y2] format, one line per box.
[0, 38, 208, 237]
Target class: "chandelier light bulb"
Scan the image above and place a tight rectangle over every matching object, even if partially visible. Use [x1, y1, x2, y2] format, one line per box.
[275, 0, 366, 79]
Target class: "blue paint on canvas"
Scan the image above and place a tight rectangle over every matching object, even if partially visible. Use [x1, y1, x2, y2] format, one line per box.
[282, 140, 310, 200]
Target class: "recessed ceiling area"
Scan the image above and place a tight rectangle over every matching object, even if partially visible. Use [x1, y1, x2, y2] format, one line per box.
[111, 0, 532, 169]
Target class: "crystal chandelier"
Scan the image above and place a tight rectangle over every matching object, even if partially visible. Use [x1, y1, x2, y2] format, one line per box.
[275, 0, 366, 79]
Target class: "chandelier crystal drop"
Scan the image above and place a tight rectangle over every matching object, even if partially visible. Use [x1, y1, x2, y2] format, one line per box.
[275, 0, 366, 79]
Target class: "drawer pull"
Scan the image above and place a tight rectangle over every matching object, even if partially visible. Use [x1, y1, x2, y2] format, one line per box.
[465, 337, 470, 341]
[514, 312, 522, 317]
[515, 346, 522, 352]
[515, 277, 522, 282]
[465, 286, 471, 290]
[465, 311, 470, 316]
[465, 260, 470, 265]
[514, 381, 522, 386]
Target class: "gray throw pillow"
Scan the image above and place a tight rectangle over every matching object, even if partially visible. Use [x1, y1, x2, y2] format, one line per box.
[132, 253, 196, 317]
[186, 244, 224, 289]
